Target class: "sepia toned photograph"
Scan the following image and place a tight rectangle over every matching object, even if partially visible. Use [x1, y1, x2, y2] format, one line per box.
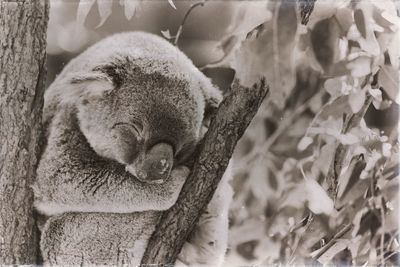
[0, 0, 399, 266]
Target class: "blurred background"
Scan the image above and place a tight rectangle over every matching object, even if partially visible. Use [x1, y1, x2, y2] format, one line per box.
[46, 0, 400, 265]
[46, 0, 247, 88]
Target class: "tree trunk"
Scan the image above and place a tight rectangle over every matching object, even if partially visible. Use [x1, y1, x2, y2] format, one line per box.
[141, 79, 269, 265]
[0, 0, 49, 264]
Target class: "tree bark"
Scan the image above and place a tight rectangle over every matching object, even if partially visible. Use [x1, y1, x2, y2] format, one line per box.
[0, 0, 49, 264]
[141, 78, 269, 265]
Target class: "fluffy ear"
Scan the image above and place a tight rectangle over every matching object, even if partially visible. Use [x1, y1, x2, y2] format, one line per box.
[42, 71, 115, 127]
[58, 71, 114, 107]
[92, 63, 126, 87]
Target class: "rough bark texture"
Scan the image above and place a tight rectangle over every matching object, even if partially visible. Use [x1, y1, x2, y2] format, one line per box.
[141, 79, 269, 265]
[0, 0, 49, 264]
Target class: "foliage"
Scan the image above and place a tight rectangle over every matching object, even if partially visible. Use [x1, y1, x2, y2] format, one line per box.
[217, 1, 400, 265]
[57, 0, 400, 265]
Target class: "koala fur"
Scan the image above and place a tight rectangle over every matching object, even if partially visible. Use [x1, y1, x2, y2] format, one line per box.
[33, 31, 232, 266]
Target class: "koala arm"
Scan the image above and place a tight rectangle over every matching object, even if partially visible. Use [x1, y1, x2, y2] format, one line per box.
[34, 165, 188, 216]
[34, 109, 189, 216]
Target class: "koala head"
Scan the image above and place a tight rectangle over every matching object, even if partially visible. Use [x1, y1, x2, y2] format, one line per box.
[63, 58, 215, 184]
[43, 32, 223, 185]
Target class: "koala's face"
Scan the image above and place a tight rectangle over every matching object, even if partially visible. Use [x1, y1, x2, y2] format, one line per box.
[75, 70, 205, 184]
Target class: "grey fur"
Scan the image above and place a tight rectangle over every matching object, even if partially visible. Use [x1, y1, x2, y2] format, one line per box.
[34, 32, 231, 266]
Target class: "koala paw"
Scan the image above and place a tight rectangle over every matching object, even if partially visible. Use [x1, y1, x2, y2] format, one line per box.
[171, 165, 191, 181]
[161, 165, 190, 209]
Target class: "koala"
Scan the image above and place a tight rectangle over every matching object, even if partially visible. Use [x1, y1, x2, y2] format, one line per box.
[33, 31, 233, 266]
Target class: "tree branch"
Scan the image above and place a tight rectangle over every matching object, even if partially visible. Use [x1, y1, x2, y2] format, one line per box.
[141, 78, 270, 265]
[174, 1, 206, 46]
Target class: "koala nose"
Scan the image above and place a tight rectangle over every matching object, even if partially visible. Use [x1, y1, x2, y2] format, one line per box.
[127, 142, 174, 184]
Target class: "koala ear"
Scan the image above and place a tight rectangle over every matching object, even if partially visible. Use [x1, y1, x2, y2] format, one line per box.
[68, 72, 114, 98]
[55, 71, 114, 109]
[92, 63, 126, 88]
[71, 62, 126, 88]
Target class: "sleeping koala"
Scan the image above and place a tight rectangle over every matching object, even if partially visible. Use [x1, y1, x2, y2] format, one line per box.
[33, 31, 232, 266]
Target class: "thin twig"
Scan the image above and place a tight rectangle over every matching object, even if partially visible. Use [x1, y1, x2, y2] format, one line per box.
[384, 250, 400, 262]
[313, 224, 353, 260]
[387, 229, 400, 251]
[289, 213, 313, 233]
[380, 196, 386, 266]
[174, 1, 206, 46]
[288, 213, 314, 264]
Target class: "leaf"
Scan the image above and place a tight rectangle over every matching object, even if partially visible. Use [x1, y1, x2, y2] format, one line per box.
[228, 1, 297, 108]
[218, 35, 239, 59]
[295, 33, 324, 73]
[225, 1, 271, 37]
[314, 95, 352, 122]
[57, 22, 90, 53]
[357, 211, 381, 237]
[325, 60, 351, 78]
[298, 136, 313, 151]
[368, 87, 383, 109]
[97, 0, 113, 28]
[160, 29, 172, 39]
[354, 9, 366, 39]
[381, 11, 400, 29]
[324, 78, 342, 97]
[335, 7, 353, 35]
[314, 143, 336, 176]
[348, 89, 366, 113]
[229, 219, 266, 246]
[373, 5, 396, 29]
[381, 181, 399, 232]
[76, 0, 96, 25]
[248, 164, 270, 204]
[311, 16, 341, 72]
[382, 142, 392, 157]
[279, 183, 306, 210]
[361, 150, 382, 179]
[378, 65, 399, 104]
[355, 2, 381, 57]
[337, 155, 366, 200]
[168, 0, 176, 9]
[305, 178, 334, 215]
[338, 132, 359, 145]
[346, 56, 371, 77]
[121, 0, 139, 20]
[317, 239, 350, 265]
[307, 1, 339, 29]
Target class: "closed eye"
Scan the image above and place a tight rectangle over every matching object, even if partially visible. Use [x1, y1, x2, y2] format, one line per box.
[112, 122, 143, 139]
